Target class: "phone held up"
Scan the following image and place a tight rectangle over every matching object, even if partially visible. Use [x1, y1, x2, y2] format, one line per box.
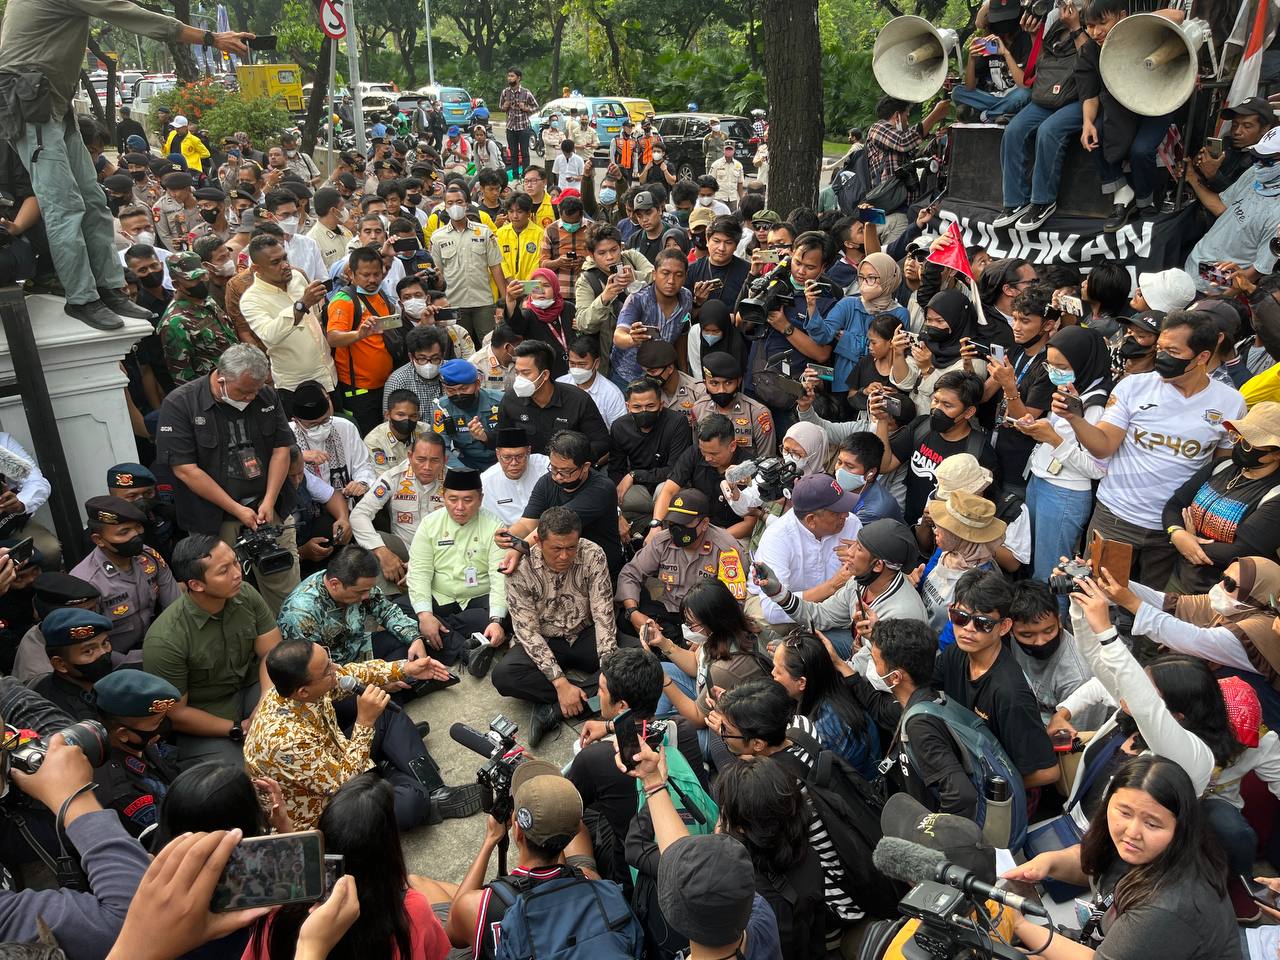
[211, 830, 333, 913]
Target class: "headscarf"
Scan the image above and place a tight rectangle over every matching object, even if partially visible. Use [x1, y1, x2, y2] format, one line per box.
[525, 267, 565, 325]
[784, 421, 828, 475]
[661, 227, 691, 256]
[924, 289, 976, 364]
[1164, 557, 1280, 687]
[1048, 326, 1113, 408]
[858, 251, 901, 314]
[696, 300, 747, 374]
[936, 525, 1004, 570]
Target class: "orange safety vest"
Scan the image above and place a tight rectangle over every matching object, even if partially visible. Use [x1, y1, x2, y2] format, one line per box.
[615, 136, 636, 170]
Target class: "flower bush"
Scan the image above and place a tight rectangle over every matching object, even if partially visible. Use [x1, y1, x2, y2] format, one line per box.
[150, 78, 290, 147]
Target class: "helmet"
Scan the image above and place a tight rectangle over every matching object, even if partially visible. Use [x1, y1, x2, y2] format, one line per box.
[751, 109, 766, 119]
[476, 98, 485, 106]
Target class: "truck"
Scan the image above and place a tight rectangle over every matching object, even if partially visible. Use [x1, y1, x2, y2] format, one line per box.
[235, 63, 304, 114]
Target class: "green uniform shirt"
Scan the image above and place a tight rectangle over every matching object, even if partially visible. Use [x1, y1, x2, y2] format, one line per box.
[157, 295, 236, 384]
[406, 507, 507, 617]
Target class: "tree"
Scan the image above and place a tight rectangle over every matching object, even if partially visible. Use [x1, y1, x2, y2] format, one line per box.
[760, 0, 822, 213]
[300, 37, 333, 154]
[435, 0, 536, 73]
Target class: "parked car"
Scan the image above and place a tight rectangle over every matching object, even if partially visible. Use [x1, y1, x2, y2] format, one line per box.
[528, 96, 629, 156]
[356, 81, 399, 118]
[651, 113, 757, 179]
[395, 85, 473, 127]
[120, 71, 144, 103]
[129, 74, 177, 132]
[618, 97, 656, 124]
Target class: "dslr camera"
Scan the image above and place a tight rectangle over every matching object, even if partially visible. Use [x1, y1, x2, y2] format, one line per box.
[726, 456, 803, 503]
[233, 523, 293, 576]
[3, 720, 109, 776]
[1050, 559, 1092, 596]
[738, 260, 795, 340]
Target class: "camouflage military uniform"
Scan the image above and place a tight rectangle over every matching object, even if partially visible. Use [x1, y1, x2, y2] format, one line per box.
[157, 252, 236, 385]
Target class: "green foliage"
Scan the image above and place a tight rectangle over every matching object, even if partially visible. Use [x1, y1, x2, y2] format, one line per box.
[149, 79, 290, 144]
[149, 78, 228, 135]
[278, 0, 324, 64]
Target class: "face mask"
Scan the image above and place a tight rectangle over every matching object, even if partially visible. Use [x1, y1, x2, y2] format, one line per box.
[1209, 581, 1252, 616]
[186, 281, 209, 300]
[529, 297, 556, 310]
[1047, 367, 1075, 388]
[302, 422, 333, 444]
[355, 284, 381, 296]
[599, 188, 617, 205]
[134, 230, 156, 247]
[452, 392, 479, 410]
[682, 624, 708, 643]
[865, 658, 896, 693]
[1233, 443, 1272, 470]
[137, 271, 163, 289]
[74, 652, 113, 684]
[632, 410, 659, 430]
[563, 221, 581, 234]
[446, 203, 468, 221]
[513, 373, 542, 398]
[708, 390, 736, 409]
[923, 324, 949, 343]
[703, 332, 724, 346]
[107, 196, 126, 215]
[286, 149, 298, 158]
[836, 468, 865, 493]
[1154, 350, 1193, 379]
[406, 193, 421, 206]
[674, 209, 691, 226]
[198, 207, 220, 225]
[696, 196, 714, 207]
[930, 409, 957, 433]
[278, 216, 299, 236]
[670, 524, 698, 548]
[414, 362, 440, 380]
[134, 497, 158, 514]
[389, 418, 417, 438]
[782, 452, 802, 468]
[653, 151, 665, 161]
[854, 563, 883, 588]
[121, 716, 172, 748]
[1118, 337, 1154, 360]
[1016, 632, 1063, 660]
[402, 297, 427, 319]
[110, 534, 146, 558]
[568, 367, 594, 384]
[218, 378, 250, 412]
[130, 170, 147, 182]
[212, 260, 236, 277]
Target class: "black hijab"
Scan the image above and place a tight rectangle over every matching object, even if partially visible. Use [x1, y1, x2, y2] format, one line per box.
[925, 289, 977, 364]
[697, 300, 747, 374]
[1049, 325, 1113, 408]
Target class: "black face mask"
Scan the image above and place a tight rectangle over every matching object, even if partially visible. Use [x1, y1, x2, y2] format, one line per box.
[130, 170, 148, 182]
[670, 524, 699, 548]
[108, 196, 127, 215]
[186, 281, 210, 300]
[557, 473, 586, 493]
[923, 324, 950, 343]
[137, 272, 164, 290]
[121, 716, 172, 748]
[854, 562, 883, 588]
[1234, 443, 1273, 470]
[632, 410, 660, 430]
[451, 393, 479, 410]
[110, 534, 146, 558]
[708, 390, 736, 409]
[406, 193, 421, 205]
[930, 409, 957, 433]
[1118, 337, 1154, 360]
[390, 418, 418, 438]
[200, 208, 220, 224]
[1016, 632, 1063, 661]
[73, 652, 113, 684]
[1154, 350, 1193, 379]
[133, 496, 158, 514]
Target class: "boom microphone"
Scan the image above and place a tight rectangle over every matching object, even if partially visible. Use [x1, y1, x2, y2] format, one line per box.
[872, 837, 1049, 919]
[450, 721, 500, 758]
[336, 674, 402, 712]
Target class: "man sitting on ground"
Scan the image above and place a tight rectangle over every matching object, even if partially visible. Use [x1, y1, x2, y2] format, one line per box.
[30, 609, 116, 722]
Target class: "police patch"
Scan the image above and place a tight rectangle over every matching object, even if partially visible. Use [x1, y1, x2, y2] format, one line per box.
[69, 624, 97, 640]
[111, 603, 130, 617]
[373, 483, 388, 497]
[373, 449, 388, 465]
[397, 512, 414, 523]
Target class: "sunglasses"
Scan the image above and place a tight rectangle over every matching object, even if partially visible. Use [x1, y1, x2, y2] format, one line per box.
[908, 249, 929, 263]
[948, 606, 1002, 633]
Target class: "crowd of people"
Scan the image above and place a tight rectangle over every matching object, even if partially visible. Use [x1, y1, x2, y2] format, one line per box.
[5, 0, 1280, 953]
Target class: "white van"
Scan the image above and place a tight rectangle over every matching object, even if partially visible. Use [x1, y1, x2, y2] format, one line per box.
[131, 75, 177, 136]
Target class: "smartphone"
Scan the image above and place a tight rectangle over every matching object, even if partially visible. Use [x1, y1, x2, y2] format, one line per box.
[392, 237, 418, 253]
[858, 206, 887, 225]
[966, 339, 993, 361]
[611, 262, 623, 275]
[564, 250, 578, 261]
[707, 277, 724, 290]
[376, 313, 404, 332]
[883, 394, 904, 419]
[6, 537, 33, 569]
[1205, 136, 1224, 159]
[613, 708, 643, 771]
[991, 344, 1006, 363]
[1243, 876, 1279, 909]
[1198, 261, 1230, 286]
[631, 322, 648, 337]
[984, 38, 1000, 53]
[1056, 390, 1084, 418]
[323, 854, 344, 896]
[319, 278, 336, 293]
[808, 363, 835, 382]
[245, 34, 277, 50]
[211, 831, 325, 913]
[1058, 295, 1084, 317]
[1051, 729, 1075, 753]
[521, 279, 538, 296]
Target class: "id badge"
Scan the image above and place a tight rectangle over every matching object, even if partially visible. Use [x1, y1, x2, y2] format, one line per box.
[1047, 457, 1064, 476]
[464, 565, 479, 587]
[236, 446, 263, 479]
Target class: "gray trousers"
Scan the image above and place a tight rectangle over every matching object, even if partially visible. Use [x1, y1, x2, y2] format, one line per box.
[456, 304, 498, 346]
[14, 114, 124, 306]
[218, 513, 300, 616]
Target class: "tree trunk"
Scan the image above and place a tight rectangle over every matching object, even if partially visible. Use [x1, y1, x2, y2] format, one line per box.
[87, 35, 117, 133]
[300, 36, 332, 156]
[80, 70, 105, 125]
[396, 28, 418, 87]
[548, 7, 566, 95]
[599, 18, 625, 87]
[168, 0, 198, 81]
[760, 0, 821, 213]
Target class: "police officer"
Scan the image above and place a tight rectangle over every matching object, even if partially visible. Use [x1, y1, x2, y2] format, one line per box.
[153, 171, 198, 252]
[122, 152, 161, 207]
[91, 670, 181, 840]
[29, 608, 114, 722]
[615, 488, 752, 641]
[69, 496, 179, 667]
[637, 340, 705, 424]
[10, 572, 101, 683]
[435, 359, 501, 471]
[102, 173, 137, 218]
[364, 389, 430, 474]
[690, 351, 775, 459]
[350, 432, 446, 591]
[106, 462, 179, 561]
[189, 186, 231, 244]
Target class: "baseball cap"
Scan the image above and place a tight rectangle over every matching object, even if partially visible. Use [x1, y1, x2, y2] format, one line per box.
[881, 793, 996, 885]
[1137, 268, 1196, 313]
[172, 115, 189, 128]
[632, 191, 657, 211]
[167, 251, 208, 282]
[791, 473, 857, 516]
[510, 760, 583, 847]
[1223, 96, 1275, 121]
[665, 488, 710, 526]
[1120, 309, 1165, 335]
[987, 0, 1020, 23]
[689, 206, 716, 231]
[1251, 126, 1280, 158]
[657, 835, 757, 946]
[1223, 400, 1280, 449]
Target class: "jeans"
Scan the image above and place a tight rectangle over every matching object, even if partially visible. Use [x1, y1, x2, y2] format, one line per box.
[952, 85, 1032, 120]
[656, 661, 696, 718]
[507, 127, 532, 176]
[1094, 114, 1175, 204]
[1026, 476, 1094, 582]
[1204, 797, 1257, 876]
[1000, 100, 1084, 207]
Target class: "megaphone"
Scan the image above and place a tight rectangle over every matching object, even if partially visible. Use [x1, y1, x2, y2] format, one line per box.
[1099, 14, 1217, 117]
[873, 16, 959, 103]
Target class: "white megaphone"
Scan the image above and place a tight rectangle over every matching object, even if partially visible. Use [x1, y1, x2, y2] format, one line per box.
[873, 15, 959, 103]
[1099, 13, 1218, 117]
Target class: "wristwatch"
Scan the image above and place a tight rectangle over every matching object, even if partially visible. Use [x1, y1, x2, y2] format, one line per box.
[202, 29, 216, 48]
[648, 518, 663, 528]
[293, 300, 307, 315]
[1166, 524, 1185, 540]
[782, 323, 796, 337]
[227, 722, 244, 743]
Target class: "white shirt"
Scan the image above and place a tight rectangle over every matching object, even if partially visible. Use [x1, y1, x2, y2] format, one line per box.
[1027, 403, 1109, 491]
[555, 372, 626, 428]
[240, 270, 338, 392]
[306, 221, 353, 268]
[552, 152, 585, 192]
[694, 197, 731, 216]
[1096, 371, 1245, 529]
[753, 509, 862, 624]
[708, 157, 745, 203]
[1005, 503, 1032, 565]
[285, 232, 328, 282]
[0, 433, 49, 513]
[481, 454, 550, 526]
[291, 417, 377, 493]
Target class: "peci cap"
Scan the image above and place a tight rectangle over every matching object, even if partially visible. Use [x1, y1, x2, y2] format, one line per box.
[665, 488, 710, 526]
[495, 427, 531, 450]
[657, 835, 757, 946]
[84, 495, 147, 527]
[881, 793, 996, 885]
[291, 380, 330, 420]
[442, 468, 483, 492]
[94, 670, 180, 719]
[791, 473, 857, 516]
[933, 453, 993, 499]
[510, 759, 583, 846]
[440, 359, 478, 386]
[1137, 268, 1196, 313]
[857, 518, 919, 571]
[1120, 309, 1165, 336]
[1223, 400, 1280, 450]
[1223, 96, 1276, 121]
[107, 463, 156, 490]
[42, 608, 112, 650]
[167, 251, 208, 282]
[927, 491, 1006, 544]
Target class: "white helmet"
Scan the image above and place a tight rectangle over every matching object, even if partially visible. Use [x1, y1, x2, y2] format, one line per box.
[751, 109, 766, 119]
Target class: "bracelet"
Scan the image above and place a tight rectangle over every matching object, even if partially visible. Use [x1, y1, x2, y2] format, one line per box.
[644, 780, 668, 798]
[1166, 524, 1185, 540]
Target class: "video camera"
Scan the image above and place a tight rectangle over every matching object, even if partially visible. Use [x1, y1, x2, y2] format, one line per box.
[726, 456, 803, 503]
[233, 523, 293, 576]
[738, 260, 794, 340]
[450, 715, 529, 822]
[897, 881, 1026, 960]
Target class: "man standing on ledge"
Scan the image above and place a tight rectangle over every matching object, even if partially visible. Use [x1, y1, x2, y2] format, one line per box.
[0, 0, 251, 330]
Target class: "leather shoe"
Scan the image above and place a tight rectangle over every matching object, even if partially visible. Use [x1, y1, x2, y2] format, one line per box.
[97, 289, 152, 320]
[528, 701, 561, 748]
[64, 299, 124, 331]
[467, 641, 497, 679]
[414, 719, 431, 739]
[1103, 201, 1135, 234]
[426, 783, 484, 825]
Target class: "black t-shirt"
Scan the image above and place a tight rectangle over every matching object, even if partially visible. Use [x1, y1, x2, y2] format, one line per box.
[975, 31, 1033, 95]
[993, 348, 1052, 483]
[849, 355, 893, 412]
[608, 408, 694, 486]
[627, 227, 665, 267]
[668, 444, 746, 529]
[686, 255, 751, 310]
[757, 847, 827, 960]
[523, 469, 622, 576]
[1091, 862, 1241, 960]
[496, 382, 610, 462]
[933, 643, 1056, 778]
[889, 416, 998, 525]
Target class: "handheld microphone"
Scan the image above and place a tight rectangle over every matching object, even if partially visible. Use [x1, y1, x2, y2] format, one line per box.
[449, 721, 500, 758]
[872, 836, 1049, 919]
[336, 674, 402, 712]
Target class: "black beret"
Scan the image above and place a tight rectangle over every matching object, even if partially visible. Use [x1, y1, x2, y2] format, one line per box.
[84, 495, 147, 526]
[700, 351, 742, 380]
[160, 172, 194, 190]
[194, 187, 226, 202]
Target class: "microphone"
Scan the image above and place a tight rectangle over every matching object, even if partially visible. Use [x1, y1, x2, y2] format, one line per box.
[872, 836, 1049, 919]
[336, 674, 401, 712]
[450, 722, 499, 759]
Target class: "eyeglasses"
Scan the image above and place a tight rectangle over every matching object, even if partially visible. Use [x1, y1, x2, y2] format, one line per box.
[497, 453, 528, 464]
[1222, 574, 1239, 593]
[548, 464, 584, 479]
[858, 272, 881, 283]
[948, 606, 1002, 633]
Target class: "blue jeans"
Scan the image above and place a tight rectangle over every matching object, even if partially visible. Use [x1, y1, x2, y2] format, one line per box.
[1026, 475, 1094, 582]
[952, 85, 1032, 120]
[823, 628, 855, 660]
[1094, 114, 1175, 204]
[1204, 797, 1257, 876]
[1000, 100, 1084, 207]
[656, 661, 696, 718]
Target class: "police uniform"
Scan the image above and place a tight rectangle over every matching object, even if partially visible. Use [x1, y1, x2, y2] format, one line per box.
[91, 670, 181, 839]
[350, 460, 444, 558]
[690, 392, 775, 460]
[469, 342, 516, 392]
[153, 172, 197, 252]
[10, 572, 101, 683]
[363, 420, 431, 474]
[70, 497, 180, 666]
[29, 609, 114, 723]
[428, 221, 503, 341]
[123, 153, 162, 207]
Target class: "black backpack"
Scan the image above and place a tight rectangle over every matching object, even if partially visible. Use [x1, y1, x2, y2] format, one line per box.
[833, 149, 874, 215]
[1031, 21, 1080, 110]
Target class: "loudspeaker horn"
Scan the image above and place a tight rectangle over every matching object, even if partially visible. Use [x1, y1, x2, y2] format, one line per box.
[873, 16, 959, 103]
[1099, 14, 1216, 117]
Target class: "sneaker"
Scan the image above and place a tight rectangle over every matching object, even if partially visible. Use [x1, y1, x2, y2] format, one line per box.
[97, 289, 152, 320]
[64, 299, 124, 331]
[414, 720, 431, 739]
[1014, 201, 1056, 231]
[528, 701, 562, 748]
[426, 783, 484, 824]
[1104, 201, 1135, 234]
[992, 204, 1030, 229]
[467, 641, 497, 679]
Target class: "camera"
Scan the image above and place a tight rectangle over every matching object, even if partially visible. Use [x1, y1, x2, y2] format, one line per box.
[4, 720, 109, 775]
[898, 881, 1025, 960]
[1049, 559, 1092, 595]
[233, 523, 294, 576]
[451, 714, 529, 821]
[1021, 0, 1054, 18]
[726, 456, 803, 503]
[738, 260, 795, 340]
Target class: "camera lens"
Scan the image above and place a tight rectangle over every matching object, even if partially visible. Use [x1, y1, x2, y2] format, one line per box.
[1270, 236, 1280, 259]
[61, 721, 109, 767]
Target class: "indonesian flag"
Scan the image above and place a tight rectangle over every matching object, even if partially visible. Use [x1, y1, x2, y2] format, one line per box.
[1227, 0, 1280, 104]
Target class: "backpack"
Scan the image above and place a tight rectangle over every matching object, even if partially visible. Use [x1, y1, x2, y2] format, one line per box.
[489, 868, 644, 960]
[628, 723, 718, 884]
[1031, 21, 1079, 110]
[773, 726, 903, 919]
[910, 417, 991, 464]
[833, 150, 874, 215]
[900, 694, 1028, 850]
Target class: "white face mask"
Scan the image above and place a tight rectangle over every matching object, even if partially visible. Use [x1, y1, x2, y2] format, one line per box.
[133, 230, 156, 246]
[217, 378, 250, 411]
[529, 297, 556, 310]
[402, 297, 427, 319]
[782, 452, 802, 468]
[286, 149, 298, 158]
[302, 421, 333, 444]
[696, 196, 714, 207]
[212, 260, 236, 277]
[865, 657, 897, 693]
[512, 372, 542, 398]
[568, 366, 593, 384]
[446, 203, 468, 222]
[653, 151, 665, 161]
[278, 216, 299, 236]
[682, 624, 708, 644]
[1209, 582, 1251, 617]
[414, 361, 440, 380]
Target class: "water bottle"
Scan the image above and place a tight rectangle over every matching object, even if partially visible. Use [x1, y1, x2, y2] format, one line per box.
[982, 774, 1013, 849]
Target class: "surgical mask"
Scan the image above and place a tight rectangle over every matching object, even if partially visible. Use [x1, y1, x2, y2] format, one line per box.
[1118, 337, 1154, 360]
[1046, 367, 1075, 388]
[1154, 350, 1193, 379]
[563, 221, 581, 233]
[703, 332, 724, 346]
[74, 652, 114, 684]
[836, 468, 865, 493]
[697, 196, 714, 207]
[513, 373, 542, 398]
[1209, 582, 1252, 616]
[653, 151, 665, 161]
[632, 410, 659, 430]
[782, 452, 802, 468]
[446, 203, 468, 221]
[930, 409, 957, 433]
[286, 149, 298, 158]
[865, 658, 896, 693]
[200, 208, 220, 224]
[389, 418, 417, 438]
[111, 534, 146, 558]
[599, 188, 617, 205]
[1016, 632, 1063, 661]
[278, 216, 299, 236]
[133, 230, 156, 247]
[682, 624, 707, 644]
[186, 281, 209, 300]
[218, 378, 250, 411]
[402, 297, 427, 319]
[355, 285, 380, 296]
[302, 421, 333, 444]
[212, 260, 236, 277]
[529, 297, 556, 310]
[414, 362, 440, 380]
[568, 367, 593, 384]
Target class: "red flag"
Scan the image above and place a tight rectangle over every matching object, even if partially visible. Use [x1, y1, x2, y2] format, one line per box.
[926, 222, 974, 281]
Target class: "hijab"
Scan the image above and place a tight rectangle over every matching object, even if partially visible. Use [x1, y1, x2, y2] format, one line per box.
[937, 525, 1004, 570]
[925, 289, 976, 364]
[784, 421, 829, 475]
[661, 227, 691, 256]
[525, 267, 566, 327]
[858, 251, 901, 313]
[1173, 557, 1280, 686]
[1048, 325, 1114, 408]
[697, 300, 747, 373]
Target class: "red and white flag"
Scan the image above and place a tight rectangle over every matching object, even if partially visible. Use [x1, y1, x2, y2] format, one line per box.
[1227, 0, 1280, 104]
[927, 221, 989, 327]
